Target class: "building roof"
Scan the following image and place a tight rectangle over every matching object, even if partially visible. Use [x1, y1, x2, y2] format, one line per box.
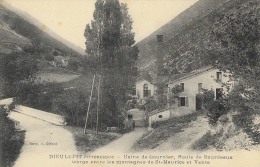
[137, 71, 170, 85]
[167, 66, 213, 85]
[137, 66, 214, 86]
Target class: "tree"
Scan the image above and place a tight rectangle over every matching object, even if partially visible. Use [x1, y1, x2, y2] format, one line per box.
[208, 0, 260, 141]
[0, 52, 38, 97]
[209, 0, 259, 111]
[52, 89, 88, 126]
[210, 0, 259, 79]
[84, 0, 139, 128]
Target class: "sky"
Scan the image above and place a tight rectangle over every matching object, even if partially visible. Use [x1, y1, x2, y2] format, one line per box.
[6, 0, 198, 49]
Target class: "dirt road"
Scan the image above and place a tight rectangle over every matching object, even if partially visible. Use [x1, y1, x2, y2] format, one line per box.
[9, 111, 79, 167]
[91, 128, 146, 155]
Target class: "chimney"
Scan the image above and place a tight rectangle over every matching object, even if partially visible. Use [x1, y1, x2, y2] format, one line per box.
[156, 35, 164, 76]
[157, 35, 163, 43]
[156, 35, 164, 108]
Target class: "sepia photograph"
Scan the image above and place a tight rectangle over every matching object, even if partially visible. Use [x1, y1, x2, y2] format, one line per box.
[0, 0, 259, 166]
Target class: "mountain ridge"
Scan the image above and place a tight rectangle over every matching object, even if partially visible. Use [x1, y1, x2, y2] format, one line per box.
[136, 0, 231, 72]
[1, 1, 85, 55]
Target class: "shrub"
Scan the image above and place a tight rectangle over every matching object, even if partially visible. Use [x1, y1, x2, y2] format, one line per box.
[52, 89, 89, 126]
[199, 89, 229, 126]
[0, 106, 15, 167]
[15, 81, 63, 112]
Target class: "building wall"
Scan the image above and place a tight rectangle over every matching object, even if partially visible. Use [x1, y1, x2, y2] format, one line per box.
[168, 69, 234, 113]
[136, 79, 155, 99]
[148, 69, 235, 128]
[149, 108, 171, 126]
[148, 107, 195, 127]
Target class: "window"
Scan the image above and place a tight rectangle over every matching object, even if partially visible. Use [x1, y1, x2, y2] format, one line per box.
[132, 85, 136, 95]
[180, 83, 184, 92]
[198, 83, 202, 94]
[143, 83, 151, 97]
[179, 97, 188, 107]
[216, 72, 222, 82]
[216, 88, 223, 99]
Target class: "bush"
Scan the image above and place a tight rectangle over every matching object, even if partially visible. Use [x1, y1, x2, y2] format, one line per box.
[0, 106, 15, 167]
[144, 96, 158, 112]
[199, 89, 229, 126]
[15, 81, 63, 112]
[52, 89, 89, 126]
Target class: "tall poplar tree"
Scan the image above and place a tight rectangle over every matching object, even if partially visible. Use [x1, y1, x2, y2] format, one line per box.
[84, 0, 139, 127]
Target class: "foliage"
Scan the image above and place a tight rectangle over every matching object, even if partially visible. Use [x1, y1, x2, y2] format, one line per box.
[198, 89, 229, 126]
[140, 95, 168, 113]
[209, 0, 260, 109]
[0, 52, 38, 83]
[225, 81, 260, 144]
[208, 0, 260, 135]
[0, 52, 38, 97]
[171, 84, 183, 95]
[67, 59, 79, 71]
[13, 79, 94, 127]
[52, 89, 89, 126]
[14, 81, 63, 112]
[44, 54, 54, 61]
[168, 84, 183, 106]
[144, 96, 158, 112]
[191, 131, 224, 151]
[0, 106, 15, 167]
[84, 0, 139, 127]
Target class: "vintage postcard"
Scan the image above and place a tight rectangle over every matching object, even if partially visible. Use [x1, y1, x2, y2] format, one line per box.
[0, 0, 259, 167]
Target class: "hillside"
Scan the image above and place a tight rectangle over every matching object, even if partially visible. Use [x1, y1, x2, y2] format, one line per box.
[136, 0, 258, 74]
[0, 6, 31, 54]
[1, 1, 85, 55]
[0, 2, 83, 57]
[0, 1, 88, 97]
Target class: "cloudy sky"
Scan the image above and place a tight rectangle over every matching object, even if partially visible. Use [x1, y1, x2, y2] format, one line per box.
[6, 0, 198, 49]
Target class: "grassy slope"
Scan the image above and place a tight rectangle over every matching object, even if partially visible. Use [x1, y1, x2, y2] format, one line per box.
[64, 126, 121, 153]
[60, 71, 94, 93]
[133, 111, 260, 152]
[37, 73, 80, 83]
[36, 67, 82, 83]
[133, 112, 200, 151]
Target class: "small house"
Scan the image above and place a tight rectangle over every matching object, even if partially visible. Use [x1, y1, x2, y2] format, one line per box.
[148, 66, 235, 127]
[135, 77, 156, 104]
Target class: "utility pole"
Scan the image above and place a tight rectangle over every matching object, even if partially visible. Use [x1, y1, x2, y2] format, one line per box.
[96, 75, 101, 135]
[95, 14, 104, 135]
[84, 74, 96, 134]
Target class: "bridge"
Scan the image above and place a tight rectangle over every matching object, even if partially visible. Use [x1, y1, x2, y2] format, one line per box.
[14, 105, 67, 126]
[0, 98, 67, 126]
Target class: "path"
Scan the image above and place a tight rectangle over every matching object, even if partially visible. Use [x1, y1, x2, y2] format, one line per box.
[91, 128, 146, 155]
[9, 111, 79, 167]
[153, 116, 210, 151]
